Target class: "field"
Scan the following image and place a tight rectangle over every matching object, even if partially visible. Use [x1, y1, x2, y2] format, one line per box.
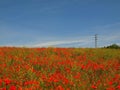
[0, 47, 120, 90]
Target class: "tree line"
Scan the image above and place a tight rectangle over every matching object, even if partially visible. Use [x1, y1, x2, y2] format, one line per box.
[104, 44, 120, 49]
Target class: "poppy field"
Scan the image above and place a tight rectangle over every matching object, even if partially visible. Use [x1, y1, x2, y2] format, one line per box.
[0, 47, 120, 90]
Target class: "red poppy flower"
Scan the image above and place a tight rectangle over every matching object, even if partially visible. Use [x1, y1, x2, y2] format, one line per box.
[9, 85, 16, 90]
[4, 78, 11, 85]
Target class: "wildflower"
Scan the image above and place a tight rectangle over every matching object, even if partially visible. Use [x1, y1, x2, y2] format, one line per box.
[0, 79, 2, 86]
[48, 75, 58, 83]
[65, 68, 71, 73]
[81, 65, 85, 70]
[74, 72, 81, 79]
[117, 84, 120, 89]
[108, 81, 113, 85]
[63, 78, 69, 84]
[91, 85, 97, 89]
[4, 78, 11, 85]
[56, 85, 64, 90]
[24, 80, 39, 86]
[9, 85, 16, 90]
[18, 87, 22, 90]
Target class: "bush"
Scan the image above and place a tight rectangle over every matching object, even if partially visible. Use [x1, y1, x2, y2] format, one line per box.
[104, 44, 120, 49]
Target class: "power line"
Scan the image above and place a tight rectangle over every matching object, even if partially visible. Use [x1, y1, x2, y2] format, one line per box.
[95, 34, 98, 48]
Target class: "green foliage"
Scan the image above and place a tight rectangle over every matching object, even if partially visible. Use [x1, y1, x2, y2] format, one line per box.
[104, 44, 120, 49]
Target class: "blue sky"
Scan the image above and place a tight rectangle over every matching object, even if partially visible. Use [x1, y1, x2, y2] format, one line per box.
[0, 0, 120, 47]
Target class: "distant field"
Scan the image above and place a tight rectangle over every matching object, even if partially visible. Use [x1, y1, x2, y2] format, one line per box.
[0, 47, 120, 90]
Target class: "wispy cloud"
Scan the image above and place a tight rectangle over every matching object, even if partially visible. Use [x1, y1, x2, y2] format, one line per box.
[29, 37, 93, 47]
[1, 21, 120, 48]
[98, 34, 120, 46]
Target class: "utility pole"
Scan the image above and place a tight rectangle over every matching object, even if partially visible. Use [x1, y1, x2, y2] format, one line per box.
[95, 34, 98, 48]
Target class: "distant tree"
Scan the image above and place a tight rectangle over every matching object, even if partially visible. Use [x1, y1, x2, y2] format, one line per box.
[104, 44, 120, 49]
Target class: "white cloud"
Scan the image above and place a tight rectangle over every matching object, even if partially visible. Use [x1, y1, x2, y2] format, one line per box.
[91, 22, 120, 47]
[1, 20, 120, 48]
[100, 34, 120, 41]
[31, 38, 93, 47]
